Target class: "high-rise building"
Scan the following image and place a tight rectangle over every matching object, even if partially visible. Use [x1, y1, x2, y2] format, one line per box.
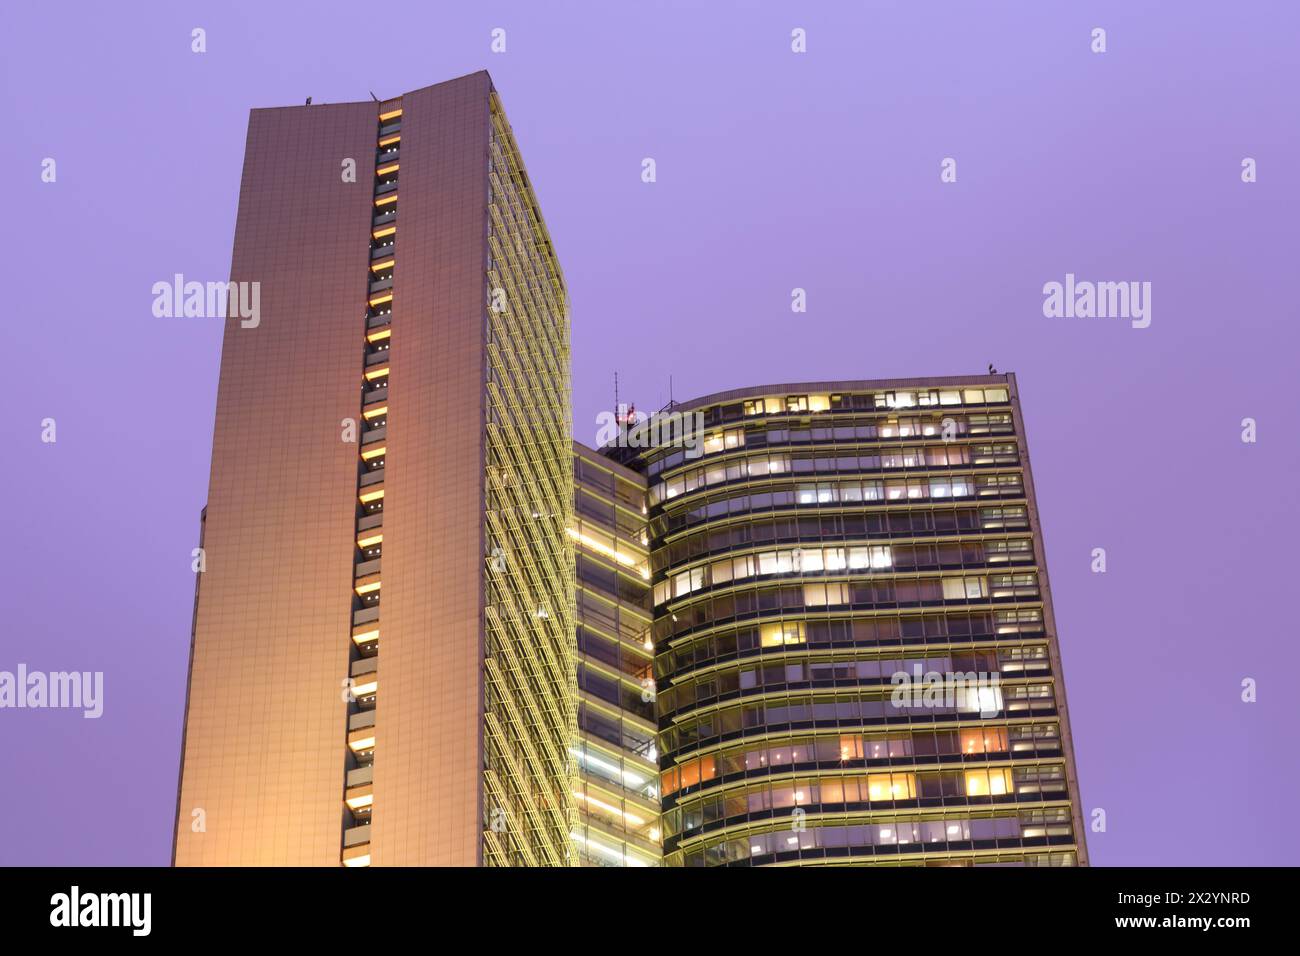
[173, 72, 575, 867]
[603, 377, 1088, 866]
[570, 443, 661, 865]
[175, 74, 1087, 869]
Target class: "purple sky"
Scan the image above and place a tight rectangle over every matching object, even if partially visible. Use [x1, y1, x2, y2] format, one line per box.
[2, 1, 1297, 866]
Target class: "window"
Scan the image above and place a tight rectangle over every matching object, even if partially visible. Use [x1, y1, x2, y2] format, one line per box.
[866, 772, 916, 801]
[960, 727, 1009, 754]
[944, 577, 986, 600]
[760, 621, 805, 646]
[964, 768, 1013, 797]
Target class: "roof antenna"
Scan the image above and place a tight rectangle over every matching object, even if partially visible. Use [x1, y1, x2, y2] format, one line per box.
[369, 90, 380, 102]
[669, 375, 674, 409]
[305, 96, 312, 105]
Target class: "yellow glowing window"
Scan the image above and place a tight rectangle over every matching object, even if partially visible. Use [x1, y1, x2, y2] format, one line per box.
[356, 531, 383, 549]
[347, 731, 375, 752]
[368, 292, 392, 307]
[370, 258, 395, 272]
[341, 847, 370, 867]
[361, 444, 386, 461]
[378, 108, 403, 121]
[964, 768, 1012, 797]
[351, 626, 379, 647]
[374, 193, 397, 207]
[358, 487, 385, 504]
[375, 162, 399, 176]
[372, 225, 396, 240]
[378, 134, 400, 147]
[760, 621, 805, 647]
[866, 772, 916, 801]
[351, 676, 378, 697]
[364, 366, 389, 382]
[345, 787, 373, 811]
[363, 404, 388, 420]
[354, 578, 381, 596]
[573, 791, 647, 828]
[366, 328, 391, 344]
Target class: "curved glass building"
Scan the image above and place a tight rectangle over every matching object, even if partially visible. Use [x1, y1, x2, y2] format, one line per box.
[603, 376, 1088, 867]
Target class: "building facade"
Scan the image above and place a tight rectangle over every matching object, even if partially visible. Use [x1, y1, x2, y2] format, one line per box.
[173, 72, 574, 867]
[604, 377, 1088, 866]
[176, 74, 1087, 869]
[570, 444, 661, 865]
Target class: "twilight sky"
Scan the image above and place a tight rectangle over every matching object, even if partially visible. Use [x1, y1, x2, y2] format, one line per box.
[1, 1, 1297, 866]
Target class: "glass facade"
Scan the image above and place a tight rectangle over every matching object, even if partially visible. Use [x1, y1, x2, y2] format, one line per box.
[603, 377, 1088, 867]
[570, 444, 661, 865]
[480, 90, 576, 867]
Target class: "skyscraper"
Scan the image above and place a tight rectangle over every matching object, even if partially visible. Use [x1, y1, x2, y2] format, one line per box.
[175, 74, 1086, 869]
[604, 376, 1088, 866]
[173, 72, 574, 867]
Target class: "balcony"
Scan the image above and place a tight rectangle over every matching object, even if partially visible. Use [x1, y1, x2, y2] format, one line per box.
[372, 209, 396, 227]
[351, 666, 377, 698]
[343, 823, 371, 847]
[348, 711, 376, 732]
[358, 469, 385, 489]
[346, 764, 374, 787]
[347, 726, 375, 754]
[345, 783, 373, 813]
[375, 179, 398, 196]
[368, 276, 393, 295]
[365, 348, 390, 367]
[356, 513, 383, 532]
[361, 426, 386, 445]
[352, 606, 379, 627]
[341, 844, 370, 867]
[351, 622, 379, 647]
